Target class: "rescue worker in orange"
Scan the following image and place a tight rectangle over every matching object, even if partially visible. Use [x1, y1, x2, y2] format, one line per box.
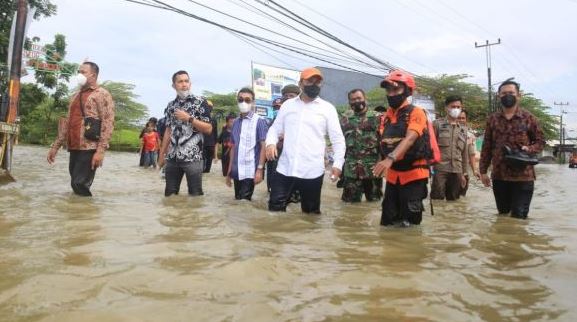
[373, 70, 430, 227]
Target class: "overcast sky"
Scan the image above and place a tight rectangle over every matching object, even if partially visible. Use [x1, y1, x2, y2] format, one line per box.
[24, 0, 577, 132]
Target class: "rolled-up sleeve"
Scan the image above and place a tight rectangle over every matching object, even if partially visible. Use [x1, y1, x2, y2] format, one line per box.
[479, 118, 493, 175]
[327, 106, 346, 170]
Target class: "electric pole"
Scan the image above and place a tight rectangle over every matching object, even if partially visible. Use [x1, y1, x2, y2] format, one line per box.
[1, 0, 28, 182]
[475, 39, 501, 113]
[554, 102, 569, 163]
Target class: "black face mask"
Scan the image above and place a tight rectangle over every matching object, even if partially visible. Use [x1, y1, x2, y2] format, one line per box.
[500, 94, 517, 108]
[303, 84, 321, 99]
[351, 101, 366, 112]
[387, 94, 406, 109]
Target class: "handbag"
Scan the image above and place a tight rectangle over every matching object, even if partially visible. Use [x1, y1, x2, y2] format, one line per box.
[79, 92, 101, 141]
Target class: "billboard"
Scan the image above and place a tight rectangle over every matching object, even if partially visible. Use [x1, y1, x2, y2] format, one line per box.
[251, 62, 299, 118]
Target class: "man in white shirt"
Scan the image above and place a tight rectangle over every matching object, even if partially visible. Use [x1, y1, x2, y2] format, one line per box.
[265, 67, 346, 213]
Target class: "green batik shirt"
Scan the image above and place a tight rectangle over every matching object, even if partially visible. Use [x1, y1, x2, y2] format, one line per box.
[340, 110, 380, 179]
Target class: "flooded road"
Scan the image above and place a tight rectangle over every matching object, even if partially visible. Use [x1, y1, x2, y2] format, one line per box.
[1, 145, 576, 322]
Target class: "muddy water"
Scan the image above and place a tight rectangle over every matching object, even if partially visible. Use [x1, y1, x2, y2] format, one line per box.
[1, 145, 576, 322]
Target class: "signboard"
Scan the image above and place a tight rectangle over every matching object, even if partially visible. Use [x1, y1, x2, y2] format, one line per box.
[22, 43, 61, 73]
[412, 95, 437, 121]
[252, 62, 299, 118]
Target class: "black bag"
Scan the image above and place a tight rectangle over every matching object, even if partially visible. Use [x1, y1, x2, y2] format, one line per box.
[503, 145, 539, 167]
[79, 92, 101, 141]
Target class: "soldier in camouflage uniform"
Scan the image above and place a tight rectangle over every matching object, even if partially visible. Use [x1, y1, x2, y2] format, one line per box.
[340, 89, 383, 202]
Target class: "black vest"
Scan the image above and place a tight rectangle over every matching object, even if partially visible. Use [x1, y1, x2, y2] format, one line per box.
[379, 105, 431, 171]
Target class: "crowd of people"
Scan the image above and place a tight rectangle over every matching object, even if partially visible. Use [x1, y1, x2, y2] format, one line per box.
[46, 62, 545, 226]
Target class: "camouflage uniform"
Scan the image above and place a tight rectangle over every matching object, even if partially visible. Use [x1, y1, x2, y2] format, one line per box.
[340, 110, 383, 202]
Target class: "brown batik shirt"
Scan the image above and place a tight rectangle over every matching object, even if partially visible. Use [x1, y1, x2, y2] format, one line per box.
[479, 107, 544, 181]
[50, 85, 115, 154]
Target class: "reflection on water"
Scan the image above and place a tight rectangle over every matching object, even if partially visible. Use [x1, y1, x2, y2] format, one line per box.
[1, 145, 576, 321]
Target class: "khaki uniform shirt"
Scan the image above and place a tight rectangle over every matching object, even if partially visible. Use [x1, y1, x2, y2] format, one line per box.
[433, 118, 468, 174]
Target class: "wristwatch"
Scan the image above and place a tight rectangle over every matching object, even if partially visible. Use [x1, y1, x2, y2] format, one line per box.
[387, 152, 397, 162]
[257, 164, 265, 169]
[188, 116, 195, 124]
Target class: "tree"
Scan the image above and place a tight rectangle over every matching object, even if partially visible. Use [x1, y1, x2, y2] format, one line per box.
[519, 93, 558, 141]
[100, 81, 148, 128]
[0, 0, 58, 89]
[202, 90, 237, 121]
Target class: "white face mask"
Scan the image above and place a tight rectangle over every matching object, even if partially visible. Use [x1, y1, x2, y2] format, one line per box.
[238, 102, 251, 113]
[448, 108, 462, 119]
[75, 74, 87, 87]
[176, 89, 190, 99]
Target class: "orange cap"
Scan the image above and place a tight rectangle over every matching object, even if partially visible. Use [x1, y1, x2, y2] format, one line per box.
[300, 67, 323, 81]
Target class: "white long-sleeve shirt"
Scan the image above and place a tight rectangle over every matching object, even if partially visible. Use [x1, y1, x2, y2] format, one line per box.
[265, 96, 345, 179]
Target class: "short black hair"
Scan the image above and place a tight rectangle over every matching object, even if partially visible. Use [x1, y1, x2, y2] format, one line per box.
[347, 88, 365, 100]
[172, 70, 189, 84]
[226, 113, 237, 121]
[444, 95, 462, 106]
[83, 61, 99, 76]
[498, 80, 520, 93]
[238, 87, 255, 100]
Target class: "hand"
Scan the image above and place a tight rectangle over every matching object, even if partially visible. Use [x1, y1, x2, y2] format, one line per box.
[480, 173, 491, 187]
[174, 109, 191, 122]
[91, 151, 105, 170]
[373, 158, 393, 177]
[473, 171, 481, 180]
[330, 167, 341, 182]
[460, 174, 467, 188]
[158, 155, 166, 168]
[225, 175, 232, 187]
[254, 169, 264, 184]
[47, 148, 57, 164]
[521, 145, 529, 152]
[265, 144, 278, 161]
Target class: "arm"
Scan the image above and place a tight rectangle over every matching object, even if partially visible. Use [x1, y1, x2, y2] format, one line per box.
[226, 144, 235, 187]
[91, 91, 115, 169]
[327, 106, 346, 181]
[373, 107, 426, 177]
[47, 116, 69, 164]
[479, 118, 493, 187]
[158, 127, 172, 167]
[254, 141, 266, 184]
[524, 115, 545, 154]
[265, 106, 285, 160]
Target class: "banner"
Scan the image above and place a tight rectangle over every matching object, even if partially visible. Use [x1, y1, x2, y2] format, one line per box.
[252, 62, 299, 118]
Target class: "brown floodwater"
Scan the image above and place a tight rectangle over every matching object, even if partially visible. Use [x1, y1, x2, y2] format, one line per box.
[1, 145, 576, 322]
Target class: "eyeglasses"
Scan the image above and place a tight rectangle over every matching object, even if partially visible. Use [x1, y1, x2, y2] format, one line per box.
[237, 97, 252, 103]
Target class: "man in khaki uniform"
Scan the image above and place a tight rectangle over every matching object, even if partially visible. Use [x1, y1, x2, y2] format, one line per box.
[431, 95, 468, 200]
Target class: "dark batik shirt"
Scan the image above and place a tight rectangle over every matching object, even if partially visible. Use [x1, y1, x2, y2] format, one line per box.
[164, 94, 211, 162]
[480, 107, 544, 181]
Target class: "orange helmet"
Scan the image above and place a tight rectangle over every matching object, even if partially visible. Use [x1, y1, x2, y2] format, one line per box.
[381, 69, 416, 94]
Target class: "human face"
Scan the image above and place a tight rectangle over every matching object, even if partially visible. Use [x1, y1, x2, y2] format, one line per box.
[498, 84, 519, 98]
[348, 90, 365, 106]
[385, 83, 405, 96]
[282, 92, 298, 101]
[78, 64, 96, 87]
[446, 100, 463, 119]
[226, 119, 234, 129]
[301, 76, 322, 87]
[458, 112, 467, 126]
[172, 73, 191, 92]
[237, 93, 253, 105]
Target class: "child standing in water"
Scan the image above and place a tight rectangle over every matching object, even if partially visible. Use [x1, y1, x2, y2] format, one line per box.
[141, 124, 160, 169]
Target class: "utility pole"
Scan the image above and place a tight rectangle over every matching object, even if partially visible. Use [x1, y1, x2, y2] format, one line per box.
[554, 102, 569, 163]
[475, 39, 501, 113]
[0, 0, 28, 182]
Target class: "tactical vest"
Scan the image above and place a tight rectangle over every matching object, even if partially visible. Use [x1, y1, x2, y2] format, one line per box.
[379, 105, 432, 171]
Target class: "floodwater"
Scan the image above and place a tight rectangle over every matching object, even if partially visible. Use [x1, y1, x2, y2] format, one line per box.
[1, 145, 576, 322]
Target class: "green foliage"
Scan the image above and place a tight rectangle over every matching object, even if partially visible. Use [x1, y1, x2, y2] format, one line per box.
[19, 96, 68, 144]
[100, 81, 149, 128]
[202, 90, 237, 121]
[19, 82, 47, 116]
[519, 93, 558, 141]
[109, 128, 141, 152]
[416, 74, 488, 129]
[0, 0, 58, 88]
